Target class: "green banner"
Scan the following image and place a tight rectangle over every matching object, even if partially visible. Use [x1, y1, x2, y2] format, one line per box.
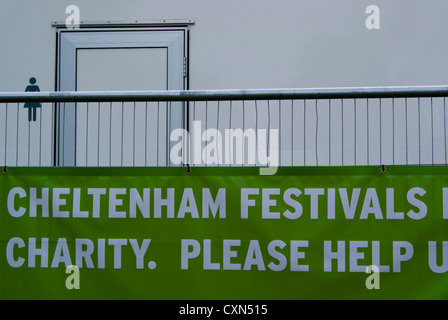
[1, 166, 448, 300]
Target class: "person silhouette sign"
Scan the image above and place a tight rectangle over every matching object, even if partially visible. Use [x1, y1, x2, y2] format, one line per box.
[24, 77, 41, 121]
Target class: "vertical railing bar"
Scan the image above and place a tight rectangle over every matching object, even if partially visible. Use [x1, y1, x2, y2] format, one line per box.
[62, 102, 65, 167]
[55, 103, 60, 167]
[206, 100, 208, 167]
[185, 100, 189, 167]
[75, 102, 77, 167]
[278, 99, 281, 167]
[366, 99, 369, 166]
[341, 98, 344, 166]
[379, 98, 382, 166]
[145, 101, 148, 167]
[109, 102, 112, 167]
[121, 101, 124, 167]
[418, 97, 421, 165]
[4, 103, 8, 166]
[242, 100, 245, 167]
[328, 99, 331, 166]
[217, 100, 220, 166]
[431, 97, 434, 165]
[157, 101, 160, 167]
[28, 108, 31, 166]
[315, 99, 318, 166]
[256, 99, 259, 167]
[184, 100, 187, 166]
[39, 103, 43, 166]
[229, 100, 232, 167]
[86, 102, 89, 167]
[166, 102, 169, 167]
[192, 100, 195, 166]
[229, 100, 232, 131]
[16, 102, 19, 166]
[267, 100, 270, 167]
[97, 102, 100, 166]
[51, 102, 55, 166]
[291, 99, 294, 166]
[445, 97, 447, 165]
[304, 99, 306, 166]
[354, 99, 357, 166]
[405, 98, 408, 165]
[133, 101, 136, 167]
[392, 98, 395, 166]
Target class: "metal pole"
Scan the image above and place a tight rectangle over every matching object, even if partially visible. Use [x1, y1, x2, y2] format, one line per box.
[0, 86, 447, 103]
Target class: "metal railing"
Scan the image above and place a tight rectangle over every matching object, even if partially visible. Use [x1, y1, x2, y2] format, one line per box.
[1, 85, 448, 167]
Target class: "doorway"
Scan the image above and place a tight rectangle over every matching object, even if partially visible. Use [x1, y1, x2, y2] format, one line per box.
[55, 25, 189, 166]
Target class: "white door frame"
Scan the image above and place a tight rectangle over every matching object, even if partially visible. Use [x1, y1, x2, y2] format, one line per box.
[55, 25, 189, 166]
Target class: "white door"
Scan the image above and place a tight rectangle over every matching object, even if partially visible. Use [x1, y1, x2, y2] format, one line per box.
[56, 27, 188, 166]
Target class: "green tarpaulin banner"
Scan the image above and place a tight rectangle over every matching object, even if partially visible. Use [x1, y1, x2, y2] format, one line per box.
[1, 166, 448, 299]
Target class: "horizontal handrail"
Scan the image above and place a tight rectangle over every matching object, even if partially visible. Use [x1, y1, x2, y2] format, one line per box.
[0, 85, 447, 102]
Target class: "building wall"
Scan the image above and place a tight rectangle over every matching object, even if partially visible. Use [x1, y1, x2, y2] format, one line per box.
[0, 0, 447, 92]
